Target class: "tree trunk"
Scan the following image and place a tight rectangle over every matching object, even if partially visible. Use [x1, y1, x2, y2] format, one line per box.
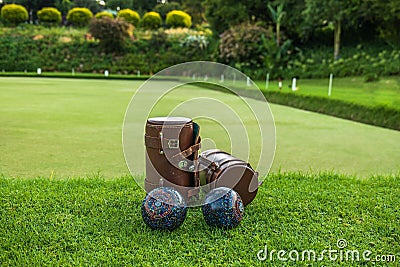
[334, 19, 341, 60]
[276, 23, 280, 46]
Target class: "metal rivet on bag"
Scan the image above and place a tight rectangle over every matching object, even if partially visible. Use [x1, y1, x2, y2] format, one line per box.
[159, 150, 164, 155]
[188, 165, 195, 172]
[178, 160, 187, 169]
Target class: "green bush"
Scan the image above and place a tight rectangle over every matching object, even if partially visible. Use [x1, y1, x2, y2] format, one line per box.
[37, 7, 62, 26]
[95, 11, 114, 19]
[0, 4, 28, 26]
[141, 12, 162, 29]
[66, 7, 93, 27]
[286, 46, 400, 80]
[166, 10, 192, 28]
[219, 23, 271, 70]
[117, 9, 140, 27]
[89, 17, 129, 53]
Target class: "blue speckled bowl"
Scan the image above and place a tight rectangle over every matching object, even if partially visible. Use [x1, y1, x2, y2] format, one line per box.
[202, 187, 244, 229]
[141, 187, 187, 230]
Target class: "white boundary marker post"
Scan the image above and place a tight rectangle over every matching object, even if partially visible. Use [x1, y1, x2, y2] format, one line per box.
[265, 73, 270, 90]
[246, 76, 251, 87]
[72, 68, 75, 76]
[220, 74, 224, 83]
[291, 77, 297, 91]
[192, 74, 195, 80]
[104, 70, 109, 77]
[328, 73, 333, 96]
[137, 70, 140, 77]
[37, 68, 42, 75]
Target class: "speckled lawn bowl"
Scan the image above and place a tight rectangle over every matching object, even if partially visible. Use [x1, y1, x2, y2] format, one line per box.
[202, 187, 244, 229]
[141, 187, 187, 230]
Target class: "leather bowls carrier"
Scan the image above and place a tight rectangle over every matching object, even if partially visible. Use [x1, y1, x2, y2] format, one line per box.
[198, 149, 259, 206]
[145, 117, 201, 198]
[144, 117, 260, 206]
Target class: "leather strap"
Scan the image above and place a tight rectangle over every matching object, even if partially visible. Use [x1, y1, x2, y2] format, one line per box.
[198, 155, 219, 171]
[171, 142, 201, 159]
[145, 135, 181, 150]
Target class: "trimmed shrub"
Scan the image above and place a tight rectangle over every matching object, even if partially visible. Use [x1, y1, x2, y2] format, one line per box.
[141, 11, 162, 29]
[95, 11, 114, 19]
[117, 9, 140, 27]
[166, 10, 192, 28]
[37, 7, 62, 26]
[66, 7, 93, 27]
[89, 17, 129, 53]
[0, 4, 28, 26]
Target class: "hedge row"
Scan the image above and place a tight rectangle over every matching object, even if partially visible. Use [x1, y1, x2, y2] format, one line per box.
[191, 82, 400, 131]
[263, 91, 400, 131]
[0, 34, 212, 74]
[1, 4, 191, 28]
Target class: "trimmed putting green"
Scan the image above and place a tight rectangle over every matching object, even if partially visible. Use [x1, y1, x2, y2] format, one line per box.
[0, 77, 399, 178]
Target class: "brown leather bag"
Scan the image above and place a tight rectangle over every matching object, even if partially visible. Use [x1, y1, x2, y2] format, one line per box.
[198, 149, 260, 206]
[144, 117, 201, 198]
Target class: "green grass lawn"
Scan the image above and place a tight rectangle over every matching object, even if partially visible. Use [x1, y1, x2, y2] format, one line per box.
[256, 76, 400, 109]
[0, 77, 399, 178]
[0, 77, 399, 266]
[0, 174, 399, 266]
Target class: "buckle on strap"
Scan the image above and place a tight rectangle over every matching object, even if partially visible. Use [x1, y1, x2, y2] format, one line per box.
[167, 139, 179, 149]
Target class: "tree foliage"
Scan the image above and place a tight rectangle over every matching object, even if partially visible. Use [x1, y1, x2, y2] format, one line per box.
[131, 0, 157, 13]
[154, 1, 181, 19]
[106, 0, 133, 10]
[362, 0, 400, 48]
[302, 0, 362, 59]
[203, 0, 248, 34]
[89, 16, 130, 53]
[73, 0, 102, 14]
[55, 0, 73, 15]
[181, 0, 204, 25]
